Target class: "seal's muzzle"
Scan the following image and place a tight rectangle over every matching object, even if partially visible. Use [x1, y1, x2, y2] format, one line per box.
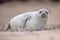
[41, 13, 46, 18]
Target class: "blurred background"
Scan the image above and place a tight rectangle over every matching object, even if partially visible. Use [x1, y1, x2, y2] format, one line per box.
[0, 0, 60, 30]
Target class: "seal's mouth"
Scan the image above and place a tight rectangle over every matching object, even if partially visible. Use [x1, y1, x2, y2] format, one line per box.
[41, 14, 46, 18]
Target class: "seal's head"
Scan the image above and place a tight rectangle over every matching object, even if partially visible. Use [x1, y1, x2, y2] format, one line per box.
[36, 9, 49, 20]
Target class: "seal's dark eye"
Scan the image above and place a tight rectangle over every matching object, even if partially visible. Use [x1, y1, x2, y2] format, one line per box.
[39, 11, 42, 13]
[45, 11, 48, 14]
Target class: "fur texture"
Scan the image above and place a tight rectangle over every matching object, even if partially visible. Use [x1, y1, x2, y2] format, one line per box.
[6, 9, 49, 31]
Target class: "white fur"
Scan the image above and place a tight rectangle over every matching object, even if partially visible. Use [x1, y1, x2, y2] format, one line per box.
[8, 9, 48, 31]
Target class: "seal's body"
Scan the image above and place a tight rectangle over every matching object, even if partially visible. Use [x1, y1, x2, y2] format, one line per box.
[6, 9, 48, 31]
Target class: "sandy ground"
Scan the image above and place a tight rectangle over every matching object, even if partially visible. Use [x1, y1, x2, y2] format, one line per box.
[0, 1, 60, 40]
[0, 30, 60, 40]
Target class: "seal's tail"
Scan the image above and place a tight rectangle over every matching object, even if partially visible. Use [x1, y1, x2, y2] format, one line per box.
[1, 22, 11, 31]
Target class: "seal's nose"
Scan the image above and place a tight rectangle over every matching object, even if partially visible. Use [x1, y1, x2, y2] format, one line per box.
[41, 13, 46, 18]
[42, 13, 46, 16]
